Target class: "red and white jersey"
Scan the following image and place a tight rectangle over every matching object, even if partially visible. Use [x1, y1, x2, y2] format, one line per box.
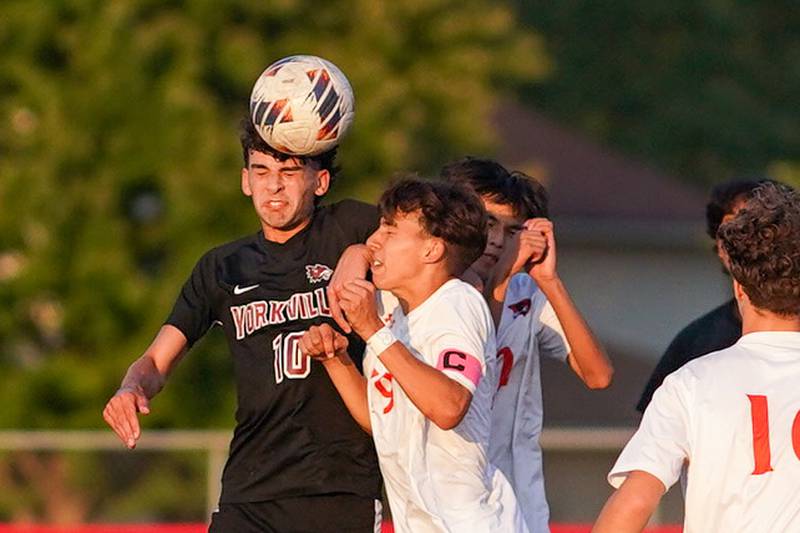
[609, 332, 800, 533]
[489, 274, 570, 533]
[366, 279, 528, 533]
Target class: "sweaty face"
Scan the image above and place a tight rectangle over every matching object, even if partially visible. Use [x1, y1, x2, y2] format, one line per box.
[469, 198, 524, 281]
[367, 211, 433, 294]
[241, 150, 329, 242]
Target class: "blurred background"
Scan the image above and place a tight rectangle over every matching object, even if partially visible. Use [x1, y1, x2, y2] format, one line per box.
[1, 0, 799, 528]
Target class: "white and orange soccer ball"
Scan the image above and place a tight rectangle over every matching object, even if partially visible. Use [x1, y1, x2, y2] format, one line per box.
[249, 55, 355, 156]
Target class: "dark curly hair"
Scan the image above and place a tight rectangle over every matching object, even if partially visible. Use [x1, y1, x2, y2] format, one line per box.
[706, 178, 776, 240]
[239, 117, 339, 186]
[718, 182, 800, 316]
[379, 178, 488, 275]
[440, 156, 548, 219]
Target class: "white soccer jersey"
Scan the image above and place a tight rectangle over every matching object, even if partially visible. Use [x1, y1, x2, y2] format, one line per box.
[609, 332, 800, 533]
[366, 279, 528, 533]
[489, 273, 570, 533]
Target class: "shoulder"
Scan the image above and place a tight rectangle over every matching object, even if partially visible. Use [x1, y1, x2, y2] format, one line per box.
[668, 342, 745, 387]
[192, 233, 260, 268]
[320, 199, 378, 220]
[434, 280, 493, 328]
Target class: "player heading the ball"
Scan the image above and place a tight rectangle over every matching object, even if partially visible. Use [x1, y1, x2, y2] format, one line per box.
[301, 179, 529, 533]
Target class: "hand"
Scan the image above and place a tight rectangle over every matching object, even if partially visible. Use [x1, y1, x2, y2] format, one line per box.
[300, 324, 349, 360]
[338, 279, 384, 340]
[327, 245, 372, 333]
[487, 218, 548, 287]
[103, 386, 150, 449]
[525, 219, 558, 283]
[512, 218, 549, 274]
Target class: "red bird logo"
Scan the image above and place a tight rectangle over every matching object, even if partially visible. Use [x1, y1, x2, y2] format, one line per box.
[305, 264, 333, 284]
[507, 298, 532, 318]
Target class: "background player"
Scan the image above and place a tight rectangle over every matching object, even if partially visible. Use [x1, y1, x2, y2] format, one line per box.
[102, 119, 382, 532]
[637, 178, 776, 412]
[301, 179, 528, 532]
[442, 157, 613, 532]
[594, 182, 800, 533]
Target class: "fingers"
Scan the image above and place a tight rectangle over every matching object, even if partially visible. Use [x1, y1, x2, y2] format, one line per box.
[301, 324, 346, 360]
[301, 325, 327, 359]
[103, 391, 144, 449]
[327, 285, 352, 334]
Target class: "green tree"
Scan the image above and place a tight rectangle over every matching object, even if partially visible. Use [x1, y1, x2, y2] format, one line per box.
[516, 0, 800, 186]
[0, 0, 547, 521]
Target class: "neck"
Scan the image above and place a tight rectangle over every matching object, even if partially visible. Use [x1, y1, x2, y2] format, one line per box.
[261, 217, 312, 244]
[394, 270, 455, 314]
[741, 306, 800, 335]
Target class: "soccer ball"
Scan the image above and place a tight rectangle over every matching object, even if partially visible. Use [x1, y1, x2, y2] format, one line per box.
[249, 55, 355, 156]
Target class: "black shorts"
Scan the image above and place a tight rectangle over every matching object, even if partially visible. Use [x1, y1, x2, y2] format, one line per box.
[208, 493, 382, 533]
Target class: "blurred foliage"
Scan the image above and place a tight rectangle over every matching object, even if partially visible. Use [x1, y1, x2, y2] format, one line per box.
[0, 0, 546, 430]
[516, 0, 800, 187]
[0, 0, 547, 520]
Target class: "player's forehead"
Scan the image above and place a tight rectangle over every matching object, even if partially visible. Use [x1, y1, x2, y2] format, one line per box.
[381, 210, 426, 235]
[482, 198, 523, 226]
[248, 149, 309, 169]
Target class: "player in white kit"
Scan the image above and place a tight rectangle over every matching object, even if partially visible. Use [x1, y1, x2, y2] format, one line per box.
[300, 179, 528, 533]
[594, 182, 800, 533]
[442, 158, 613, 532]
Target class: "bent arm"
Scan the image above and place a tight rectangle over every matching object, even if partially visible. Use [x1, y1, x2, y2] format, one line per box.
[592, 470, 665, 533]
[539, 278, 613, 389]
[377, 342, 472, 430]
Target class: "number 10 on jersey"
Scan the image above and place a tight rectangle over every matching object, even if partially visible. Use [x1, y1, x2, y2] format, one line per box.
[273, 332, 311, 384]
[748, 394, 800, 475]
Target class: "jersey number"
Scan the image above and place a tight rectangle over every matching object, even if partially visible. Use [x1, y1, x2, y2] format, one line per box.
[747, 394, 800, 475]
[273, 332, 310, 384]
[497, 347, 513, 388]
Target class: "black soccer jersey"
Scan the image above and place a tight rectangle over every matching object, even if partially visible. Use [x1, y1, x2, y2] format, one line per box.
[166, 199, 382, 504]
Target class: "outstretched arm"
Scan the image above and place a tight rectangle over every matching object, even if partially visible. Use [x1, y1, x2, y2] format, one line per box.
[103, 325, 188, 448]
[592, 471, 665, 533]
[300, 324, 372, 434]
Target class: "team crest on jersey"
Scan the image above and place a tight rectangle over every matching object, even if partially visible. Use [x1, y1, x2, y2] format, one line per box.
[305, 263, 333, 283]
[508, 298, 532, 318]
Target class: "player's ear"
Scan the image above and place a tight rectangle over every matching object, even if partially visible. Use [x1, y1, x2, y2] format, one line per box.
[313, 169, 330, 197]
[732, 278, 750, 307]
[422, 238, 446, 264]
[241, 167, 253, 197]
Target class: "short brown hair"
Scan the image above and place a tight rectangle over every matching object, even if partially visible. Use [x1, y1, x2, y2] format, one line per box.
[379, 178, 488, 275]
[719, 182, 800, 315]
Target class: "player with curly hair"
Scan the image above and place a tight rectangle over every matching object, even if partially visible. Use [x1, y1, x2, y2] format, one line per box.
[594, 182, 800, 533]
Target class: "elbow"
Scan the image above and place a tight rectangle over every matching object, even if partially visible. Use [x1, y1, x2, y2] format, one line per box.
[430, 390, 472, 430]
[585, 365, 614, 390]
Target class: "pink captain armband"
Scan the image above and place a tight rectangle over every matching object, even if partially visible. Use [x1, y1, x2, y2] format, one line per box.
[435, 349, 482, 389]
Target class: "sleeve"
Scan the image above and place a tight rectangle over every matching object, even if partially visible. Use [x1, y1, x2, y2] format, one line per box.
[608, 371, 692, 491]
[164, 252, 217, 347]
[424, 293, 491, 394]
[333, 199, 380, 244]
[536, 297, 570, 363]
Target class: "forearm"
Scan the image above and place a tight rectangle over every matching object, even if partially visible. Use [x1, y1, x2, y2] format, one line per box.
[119, 356, 167, 399]
[593, 472, 664, 533]
[119, 325, 188, 398]
[321, 353, 372, 433]
[538, 277, 613, 389]
[378, 342, 471, 430]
